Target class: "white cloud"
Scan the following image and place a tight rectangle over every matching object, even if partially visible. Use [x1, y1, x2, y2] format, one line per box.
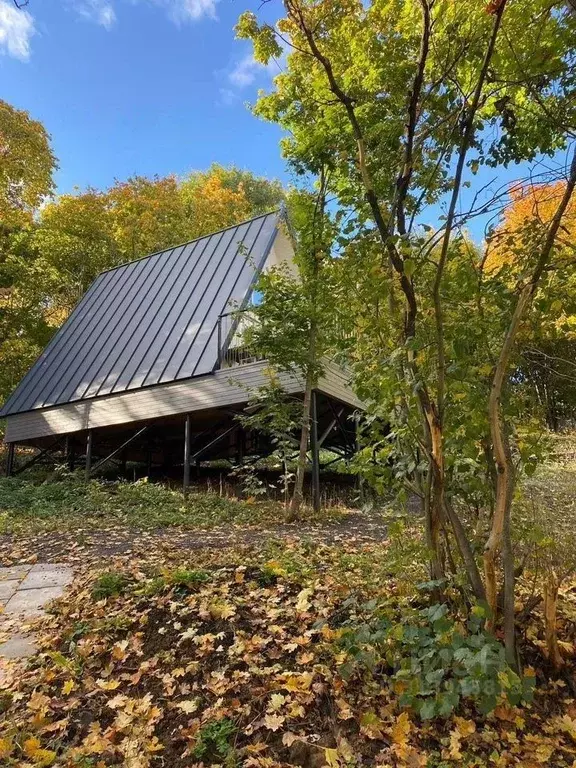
[228, 53, 261, 88]
[146, 0, 219, 24]
[217, 52, 281, 107]
[218, 87, 238, 106]
[73, 0, 116, 29]
[0, 0, 35, 61]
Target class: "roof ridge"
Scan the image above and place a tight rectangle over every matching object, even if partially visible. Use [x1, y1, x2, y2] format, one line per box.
[97, 209, 280, 277]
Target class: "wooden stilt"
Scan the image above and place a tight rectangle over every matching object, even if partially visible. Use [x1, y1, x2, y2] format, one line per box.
[183, 414, 191, 497]
[85, 430, 93, 481]
[5, 442, 15, 477]
[67, 437, 76, 472]
[236, 427, 245, 465]
[310, 391, 321, 513]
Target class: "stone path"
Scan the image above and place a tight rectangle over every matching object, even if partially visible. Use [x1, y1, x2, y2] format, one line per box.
[0, 563, 74, 659]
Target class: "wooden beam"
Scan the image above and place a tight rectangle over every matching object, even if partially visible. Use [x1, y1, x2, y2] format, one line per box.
[190, 424, 237, 462]
[90, 426, 147, 475]
[318, 406, 345, 447]
[13, 437, 63, 476]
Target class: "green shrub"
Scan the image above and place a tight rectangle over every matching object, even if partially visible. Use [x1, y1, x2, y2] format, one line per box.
[337, 601, 535, 719]
[0, 474, 298, 534]
[137, 568, 212, 596]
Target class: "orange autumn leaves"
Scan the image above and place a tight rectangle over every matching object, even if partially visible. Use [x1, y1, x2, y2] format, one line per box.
[487, 181, 576, 277]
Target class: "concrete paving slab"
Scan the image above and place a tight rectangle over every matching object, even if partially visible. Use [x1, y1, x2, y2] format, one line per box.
[0, 633, 37, 659]
[0, 580, 20, 602]
[20, 566, 73, 590]
[30, 562, 69, 573]
[0, 562, 74, 658]
[0, 565, 31, 581]
[4, 586, 64, 616]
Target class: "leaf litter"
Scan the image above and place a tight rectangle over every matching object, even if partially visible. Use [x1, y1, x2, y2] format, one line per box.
[1, 530, 576, 766]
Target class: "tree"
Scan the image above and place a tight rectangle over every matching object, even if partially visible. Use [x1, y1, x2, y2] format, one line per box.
[180, 163, 284, 233]
[237, 0, 576, 664]
[0, 99, 56, 233]
[0, 101, 58, 407]
[243, 182, 338, 518]
[488, 182, 576, 430]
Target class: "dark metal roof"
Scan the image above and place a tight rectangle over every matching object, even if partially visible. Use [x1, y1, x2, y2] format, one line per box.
[1, 211, 280, 417]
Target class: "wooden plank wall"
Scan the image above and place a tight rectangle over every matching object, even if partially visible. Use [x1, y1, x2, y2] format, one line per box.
[5, 360, 361, 442]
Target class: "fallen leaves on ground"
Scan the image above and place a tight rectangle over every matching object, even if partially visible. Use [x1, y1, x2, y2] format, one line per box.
[1, 540, 576, 767]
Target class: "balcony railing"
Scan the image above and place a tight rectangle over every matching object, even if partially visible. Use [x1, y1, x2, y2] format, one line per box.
[217, 309, 264, 369]
[217, 308, 355, 370]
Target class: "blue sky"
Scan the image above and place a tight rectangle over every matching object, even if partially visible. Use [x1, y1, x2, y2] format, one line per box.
[0, 0, 569, 243]
[0, 0, 287, 193]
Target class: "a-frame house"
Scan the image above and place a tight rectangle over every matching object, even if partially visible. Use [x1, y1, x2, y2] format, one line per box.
[1, 211, 361, 499]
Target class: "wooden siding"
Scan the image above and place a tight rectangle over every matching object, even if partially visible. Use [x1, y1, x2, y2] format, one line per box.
[318, 361, 363, 411]
[5, 360, 360, 443]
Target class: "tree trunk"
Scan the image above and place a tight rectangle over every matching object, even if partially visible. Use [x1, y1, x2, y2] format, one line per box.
[428, 416, 446, 581]
[444, 498, 486, 600]
[486, 148, 576, 661]
[501, 430, 517, 668]
[543, 570, 563, 670]
[288, 363, 314, 520]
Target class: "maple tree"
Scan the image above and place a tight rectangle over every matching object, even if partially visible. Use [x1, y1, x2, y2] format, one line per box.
[237, 0, 576, 665]
[0, 99, 55, 232]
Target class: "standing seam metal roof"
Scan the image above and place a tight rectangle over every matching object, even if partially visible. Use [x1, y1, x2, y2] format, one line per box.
[0, 210, 280, 417]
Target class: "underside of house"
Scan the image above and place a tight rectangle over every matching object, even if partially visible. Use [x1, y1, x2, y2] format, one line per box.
[1, 210, 362, 502]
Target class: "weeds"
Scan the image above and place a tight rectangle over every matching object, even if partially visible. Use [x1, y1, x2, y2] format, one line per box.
[192, 718, 237, 763]
[91, 572, 129, 600]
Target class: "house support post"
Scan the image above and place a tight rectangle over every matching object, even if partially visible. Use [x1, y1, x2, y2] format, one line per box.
[5, 442, 15, 477]
[310, 390, 321, 513]
[85, 430, 93, 482]
[236, 427, 245, 465]
[183, 414, 191, 498]
[66, 437, 76, 472]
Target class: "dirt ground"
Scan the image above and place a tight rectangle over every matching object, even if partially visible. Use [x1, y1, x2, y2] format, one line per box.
[0, 509, 390, 567]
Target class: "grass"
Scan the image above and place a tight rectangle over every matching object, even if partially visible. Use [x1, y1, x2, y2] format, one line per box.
[0, 473, 344, 535]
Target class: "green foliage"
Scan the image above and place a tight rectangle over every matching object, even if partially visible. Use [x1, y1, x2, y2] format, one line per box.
[91, 572, 129, 601]
[0, 99, 56, 229]
[192, 718, 237, 763]
[234, 375, 301, 499]
[0, 474, 294, 534]
[338, 601, 535, 719]
[168, 568, 212, 588]
[139, 568, 212, 596]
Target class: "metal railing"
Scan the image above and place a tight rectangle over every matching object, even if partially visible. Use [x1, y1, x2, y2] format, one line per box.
[216, 308, 356, 370]
[217, 309, 264, 369]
